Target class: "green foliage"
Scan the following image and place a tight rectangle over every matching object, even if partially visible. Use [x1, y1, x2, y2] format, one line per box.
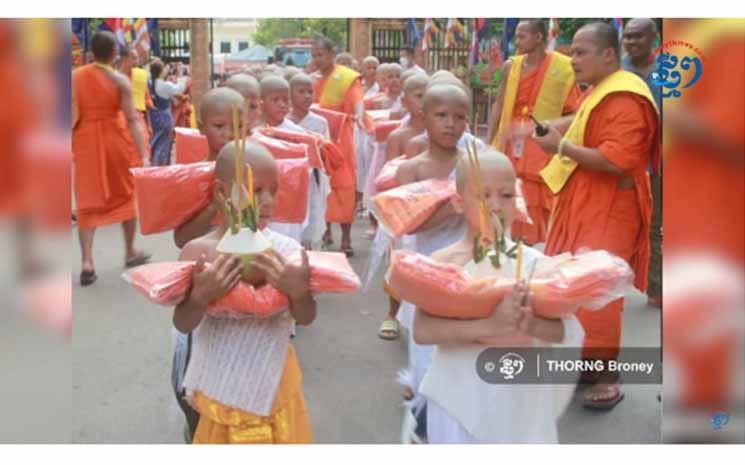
[252, 19, 347, 50]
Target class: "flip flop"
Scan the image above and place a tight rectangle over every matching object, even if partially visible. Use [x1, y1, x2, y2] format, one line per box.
[342, 246, 354, 258]
[80, 270, 98, 286]
[582, 383, 625, 410]
[125, 251, 152, 268]
[378, 318, 400, 340]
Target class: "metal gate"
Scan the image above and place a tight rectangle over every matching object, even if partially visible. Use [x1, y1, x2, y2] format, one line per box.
[371, 28, 405, 64]
[159, 27, 190, 63]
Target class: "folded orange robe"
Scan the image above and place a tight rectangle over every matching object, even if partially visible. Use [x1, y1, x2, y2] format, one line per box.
[545, 93, 658, 360]
[72, 64, 140, 229]
[314, 74, 362, 224]
[505, 55, 582, 245]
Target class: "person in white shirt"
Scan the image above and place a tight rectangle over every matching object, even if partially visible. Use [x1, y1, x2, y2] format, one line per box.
[399, 46, 427, 76]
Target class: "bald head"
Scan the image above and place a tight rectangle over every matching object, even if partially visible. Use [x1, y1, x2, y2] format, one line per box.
[623, 19, 658, 61]
[215, 141, 278, 186]
[289, 72, 314, 90]
[335, 52, 354, 67]
[225, 73, 260, 100]
[577, 22, 620, 61]
[626, 18, 657, 35]
[362, 56, 379, 67]
[455, 149, 515, 195]
[283, 66, 301, 81]
[423, 83, 471, 113]
[403, 73, 429, 94]
[198, 87, 244, 124]
[518, 19, 547, 42]
[260, 75, 290, 98]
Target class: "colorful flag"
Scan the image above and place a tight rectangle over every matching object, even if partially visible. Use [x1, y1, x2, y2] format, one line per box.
[470, 18, 490, 65]
[501, 18, 519, 61]
[422, 18, 441, 51]
[547, 18, 559, 51]
[444, 18, 466, 49]
[406, 18, 422, 49]
[101, 18, 152, 56]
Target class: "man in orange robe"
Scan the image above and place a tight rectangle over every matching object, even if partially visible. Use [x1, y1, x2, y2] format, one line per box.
[311, 37, 364, 256]
[533, 22, 659, 409]
[118, 45, 152, 159]
[488, 19, 582, 245]
[72, 31, 151, 286]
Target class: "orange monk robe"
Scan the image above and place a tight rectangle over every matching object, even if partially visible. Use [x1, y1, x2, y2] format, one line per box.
[72, 64, 140, 229]
[506, 57, 582, 245]
[313, 75, 363, 224]
[545, 93, 658, 361]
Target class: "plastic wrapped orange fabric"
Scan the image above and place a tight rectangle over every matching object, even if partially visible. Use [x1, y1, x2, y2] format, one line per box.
[310, 105, 347, 143]
[250, 132, 308, 160]
[122, 251, 361, 318]
[374, 119, 400, 143]
[257, 126, 324, 170]
[371, 179, 533, 238]
[174, 127, 209, 164]
[131, 159, 310, 234]
[371, 179, 454, 237]
[387, 249, 633, 320]
[374, 156, 407, 192]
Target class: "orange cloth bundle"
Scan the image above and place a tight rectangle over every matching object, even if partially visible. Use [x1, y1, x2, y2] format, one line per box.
[174, 127, 209, 164]
[371, 179, 533, 237]
[250, 133, 309, 160]
[371, 179, 455, 237]
[257, 126, 324, 170]
[374, 119, 400, 143]
[123, 251, 361, 318]
[132, 159, 309, 235]
[387, 249, 633, 320]
[310, 105, 347, 143]
[374, 155, 407, 192]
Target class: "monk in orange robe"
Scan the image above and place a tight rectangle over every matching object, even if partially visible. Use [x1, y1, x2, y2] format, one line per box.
[311, 37, 364, 256]
[117, 45, 152, 159]
[533, 22, 659, 410]
[72, 31, 151, 286]
[488, 19, 581, 245]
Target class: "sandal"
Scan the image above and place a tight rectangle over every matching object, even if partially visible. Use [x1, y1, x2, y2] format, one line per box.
[378, 318, 400, 340]
[80, 269, 98, 286]
[342, 245, 354, 257]
[125, 251, 152, 268]
[322, 233, 334, 247]
[583, 381, 625, 410]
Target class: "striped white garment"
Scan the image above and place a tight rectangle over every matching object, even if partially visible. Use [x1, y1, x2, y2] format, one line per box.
[182, 229, 301, 416]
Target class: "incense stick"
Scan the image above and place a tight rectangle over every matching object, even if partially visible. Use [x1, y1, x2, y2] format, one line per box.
[515, 239, 523, 281]
[231, 104, 242, 227]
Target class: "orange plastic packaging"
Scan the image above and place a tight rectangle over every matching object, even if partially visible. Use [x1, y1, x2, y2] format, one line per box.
[257, 126, 325, 170]
[132, 159, 309, 235]
[174, 127, 209, 164]
[374, 155, 407, 192]
[123, 251, 361, 318]
[374, 119, 400, 143]
[371, 179, 455, 237]
[310, 105, 348, 143]
[387, 249, 634, 320]
[250, 132, 309, 160]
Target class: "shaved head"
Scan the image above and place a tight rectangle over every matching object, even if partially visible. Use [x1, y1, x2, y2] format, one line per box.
[215, 141, 278, 185]
[577, 21, 620, 61]
[403, 73, 429, 94]
[283, 66, 301, 81]
[626, 18, 657, 35]
[423, 83, 471, 113]
[260, 74, 290, 97]
[518, 19, 547, 42]
[198, 87, 244, 124]
[289, 72, 314, 90]
[362, 56, 380, 66]
[335, 52, 354, 66]
[225, 73, 260, 99]
[455, 149, 515, 195]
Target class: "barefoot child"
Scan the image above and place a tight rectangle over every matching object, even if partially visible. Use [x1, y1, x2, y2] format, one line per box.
[175, 141, 316, 444]
[377, 73, 429, 341]
[393, 83, 471, 439]
[413, 149, 583, 443]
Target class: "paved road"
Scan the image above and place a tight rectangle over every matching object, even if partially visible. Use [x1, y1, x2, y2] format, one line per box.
[71, 219, 660, 444]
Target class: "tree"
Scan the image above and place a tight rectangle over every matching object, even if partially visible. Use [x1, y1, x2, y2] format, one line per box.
[252, 19, 347, 50]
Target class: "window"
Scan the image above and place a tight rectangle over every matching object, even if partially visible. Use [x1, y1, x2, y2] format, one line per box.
[220, 41, 231, 53]
[238, 41, 249, 51]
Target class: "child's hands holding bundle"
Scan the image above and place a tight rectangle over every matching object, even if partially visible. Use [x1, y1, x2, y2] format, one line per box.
[191, 254, 243, 306]
[253, 249, 316, 325]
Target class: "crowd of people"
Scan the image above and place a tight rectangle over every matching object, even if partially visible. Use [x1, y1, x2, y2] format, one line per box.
[72, 17, 662, 444]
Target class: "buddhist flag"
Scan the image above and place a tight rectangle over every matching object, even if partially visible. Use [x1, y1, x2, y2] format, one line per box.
[470, 18, 489, 65]
[501, 18, 519, 61]
[406, 19, 422, 49]
[444, 18, 466, 49]
[547, 18, 559, 51]
[422, 18, 441, 51]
